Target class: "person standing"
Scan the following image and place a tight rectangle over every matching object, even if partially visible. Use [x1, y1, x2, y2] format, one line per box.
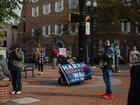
[33, 48, 40, 69]
[129, 46, 140, 67]
[127, 46, 140, 105]
[100, 40, 115, 99]
[114, 43, 123, 73]
[36, 50, 46, 75]
[51, 47, 59, 69]
[8, 45, 24, 94]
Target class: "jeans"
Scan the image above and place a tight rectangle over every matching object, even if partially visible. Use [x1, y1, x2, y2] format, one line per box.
[102, 68, 112, 93]
[52, 58, 57, 69]
[34, 60, 38, 69]
[38, 64, 43, 72]
[11, 69, 22, 92]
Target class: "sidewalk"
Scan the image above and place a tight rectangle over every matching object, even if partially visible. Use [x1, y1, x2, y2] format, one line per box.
[8, 65, 130, 105]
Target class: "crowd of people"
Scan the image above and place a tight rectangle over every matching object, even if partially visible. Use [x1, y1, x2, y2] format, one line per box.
[0, 41, 140, 102]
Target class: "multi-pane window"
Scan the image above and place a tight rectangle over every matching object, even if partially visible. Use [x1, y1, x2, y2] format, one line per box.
[70, 24, 78, 34]
[43, 3, 51, 15]
[121, 22, 131, 33]
[122, 0, 131, 3]
[43, 25, 51, 36]
[32, 0, 38, 3]
[55, 0, 64, 12]
[69, 0, 79, 9]
[54, 24, 63, 35]
[32, 6, 39, 17]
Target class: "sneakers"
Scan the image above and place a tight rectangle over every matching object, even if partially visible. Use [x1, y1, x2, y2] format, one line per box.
[11, 91, 22, 95]
[38, 71, 43, 75]
[16, 91, 22, 94]
[102, 93, 112, 99]
[40, 72, 43, 75]
[11, 91, 16, 94]
[101, 93, 108, 97]
[38, 71, 41, 75]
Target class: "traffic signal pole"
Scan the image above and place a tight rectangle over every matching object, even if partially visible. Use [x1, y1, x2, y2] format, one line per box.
[78, 0, 87, 62]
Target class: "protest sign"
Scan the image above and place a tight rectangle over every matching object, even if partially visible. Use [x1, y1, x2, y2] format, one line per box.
[59, 63, 93, 85]
[59, 48, 66, 56]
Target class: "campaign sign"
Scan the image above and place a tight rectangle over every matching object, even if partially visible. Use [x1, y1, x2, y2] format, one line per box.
[59, 63, 88, 85]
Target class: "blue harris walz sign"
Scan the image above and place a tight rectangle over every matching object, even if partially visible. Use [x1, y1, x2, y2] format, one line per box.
[59, 63, 87, 85]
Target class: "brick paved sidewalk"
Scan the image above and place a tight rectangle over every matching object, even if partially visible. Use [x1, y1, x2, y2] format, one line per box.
[8, 65, 130, 105]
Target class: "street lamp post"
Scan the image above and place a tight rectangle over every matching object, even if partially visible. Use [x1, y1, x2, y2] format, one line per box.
[52, 35, 57, 47]
[79, 0, 87, 62]
[86, 0, 97, 65]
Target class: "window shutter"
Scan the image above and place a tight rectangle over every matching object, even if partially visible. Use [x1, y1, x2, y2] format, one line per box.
[55, 2, 58, 12]
[61, 25, 64, 34]
[32, 8, 34, 17]
[55, 25, 58, 35]
[32, 28, 35, 36]
[43, 26, 46, 36]
[37, 6, 39, 16]
[48, 3, 51, 14]
[127, 22, 130, 32]
[43, 5, 46, 14]
[48, 26, 51, 35]
[121, 22, 124, 32]
[61, 0, 64, 11]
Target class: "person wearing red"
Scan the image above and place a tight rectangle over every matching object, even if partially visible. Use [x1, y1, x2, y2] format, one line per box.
[51, 47, 59, 69]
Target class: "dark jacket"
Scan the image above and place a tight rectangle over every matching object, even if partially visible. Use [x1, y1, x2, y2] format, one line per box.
[8, 50, 24, 71]
[102, 46, 115, 69]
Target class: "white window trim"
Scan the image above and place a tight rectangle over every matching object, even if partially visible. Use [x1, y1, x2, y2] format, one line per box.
[48, 26, 51, 35]
[54, 24, 58, 35]
[43, 3, 51, 15]
[136, 24, 140, 34]
[55, 0, 64, 12]
[69, 0, 79, 10]
[31, 28, 35, 36]
[32, 0, 38, 3]
[43, 26, 46, 36]
[43, 25, 51, 36]
[121, 22, 131, 33]
[32, 6, 39, 17]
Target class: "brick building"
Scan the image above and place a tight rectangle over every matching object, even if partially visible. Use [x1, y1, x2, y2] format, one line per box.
[18, 0, 140, 63]
[0, 23, 19, 49]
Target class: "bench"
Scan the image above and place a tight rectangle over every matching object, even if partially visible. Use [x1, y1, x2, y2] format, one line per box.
[24, 65, 34, 78]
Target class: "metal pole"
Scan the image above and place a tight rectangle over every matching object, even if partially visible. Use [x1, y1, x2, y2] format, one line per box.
[79, 0, 86, 62]
[90, 4, 97, 65]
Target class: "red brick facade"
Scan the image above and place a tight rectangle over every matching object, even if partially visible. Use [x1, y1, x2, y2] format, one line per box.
[18, 0, 140, 63]
[0, 81, 10, 102]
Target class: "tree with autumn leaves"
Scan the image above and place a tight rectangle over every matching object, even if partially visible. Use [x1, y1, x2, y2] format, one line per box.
[96, 0, 140, 29]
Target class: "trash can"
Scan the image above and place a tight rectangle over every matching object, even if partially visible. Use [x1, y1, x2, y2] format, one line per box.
[127, 64, 140, 105]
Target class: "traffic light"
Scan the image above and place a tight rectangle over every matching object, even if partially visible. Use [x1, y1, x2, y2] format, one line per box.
[69, 12, 79, 23]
